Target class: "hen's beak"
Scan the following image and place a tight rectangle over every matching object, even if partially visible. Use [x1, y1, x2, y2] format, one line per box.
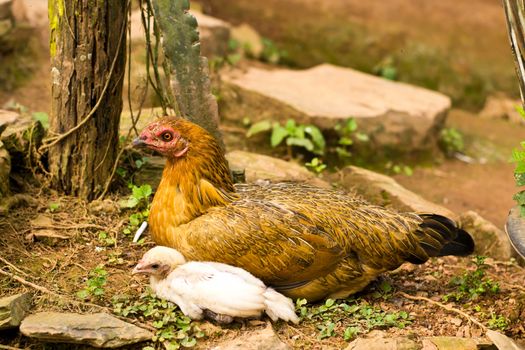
[132, 137, 146, 148]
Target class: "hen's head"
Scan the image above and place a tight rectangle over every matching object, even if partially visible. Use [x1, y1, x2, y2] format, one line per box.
[133, 116, 219, 160]
[132, 246, 186, 278]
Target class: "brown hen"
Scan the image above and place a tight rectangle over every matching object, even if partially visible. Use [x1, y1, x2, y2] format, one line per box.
[134, 116, 474, 301]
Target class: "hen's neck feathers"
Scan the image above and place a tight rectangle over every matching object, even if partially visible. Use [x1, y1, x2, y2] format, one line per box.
[150, 120, 237, 236]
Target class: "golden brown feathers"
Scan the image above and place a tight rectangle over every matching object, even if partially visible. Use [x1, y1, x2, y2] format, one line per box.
[137, 117, 474, 301]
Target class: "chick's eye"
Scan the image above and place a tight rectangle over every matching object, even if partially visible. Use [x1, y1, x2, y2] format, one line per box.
[151, 264, 159, 269]
[161, 132, 173, 142]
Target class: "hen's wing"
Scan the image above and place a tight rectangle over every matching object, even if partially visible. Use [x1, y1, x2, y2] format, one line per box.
[168, 262, 266, 317]
[173, 195, 346, 286]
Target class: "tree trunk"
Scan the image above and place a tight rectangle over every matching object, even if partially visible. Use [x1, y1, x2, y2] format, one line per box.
[48, 0, 127, 199]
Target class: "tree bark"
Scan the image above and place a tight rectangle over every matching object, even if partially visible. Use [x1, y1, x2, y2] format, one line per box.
[48, 0, 127, 199]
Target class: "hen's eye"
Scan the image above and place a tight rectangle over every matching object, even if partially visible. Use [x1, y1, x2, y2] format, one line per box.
[161, 132, 173, 142]
[151, 264, 159, 269]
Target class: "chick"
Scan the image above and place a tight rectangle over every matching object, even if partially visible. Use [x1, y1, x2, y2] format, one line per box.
[132, 246, 299, 324]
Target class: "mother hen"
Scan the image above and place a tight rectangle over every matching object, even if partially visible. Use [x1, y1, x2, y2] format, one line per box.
[134, 116, 474, 302]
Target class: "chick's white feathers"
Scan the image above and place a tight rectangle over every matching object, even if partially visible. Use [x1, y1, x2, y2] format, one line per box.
[139, 246, 299, 323]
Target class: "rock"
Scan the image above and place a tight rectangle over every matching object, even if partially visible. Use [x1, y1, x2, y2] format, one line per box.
[0, 0, 12, 21]
[129, 9, 230, 58]
[0, 18, 10, 36]
[226, 150, 330, 188]
[10, 0, 48, 42]
[0, 140, 10, 197]
[424, 337, 478, 350]
[1, 111, 44, 170]
[504, 206, 525, 259]
[231, 23, 264, 58]
[0, 293, 31, 330]
[193, 10, 231, 58]
[0, 109, 19, 135]
[459, 210, 515, 261]
[486, 330, 524, 350]
[221, 64, 451, 152]
[330, 165, 455, 218]
[211, 324, 290, 350]
[345, 332, 419, 350]
[20, 312, 153, 348]
[480, 94, 524, 125]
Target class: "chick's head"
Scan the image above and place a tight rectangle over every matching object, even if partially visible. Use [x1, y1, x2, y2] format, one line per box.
[133, 246, 186, 278]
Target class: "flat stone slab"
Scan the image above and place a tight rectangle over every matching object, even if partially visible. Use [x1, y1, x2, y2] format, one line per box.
[0, 293, 31, 330]
[20, 312, 153, 348]
[212, 324, 290, 350]
[222, 64, 451, 151]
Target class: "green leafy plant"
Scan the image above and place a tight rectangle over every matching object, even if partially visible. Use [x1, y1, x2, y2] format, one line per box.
[487, 313, 509, 331]
[511, 132, 525, 215]
[333, 118, 368, 159]
[32, 112, 49, 129]
[443, 256, 499, 302]
[373, 56, 397, 81]
[260, 37, 287, 64]
[77, 265, 108, 300]
[385, 162, 413, 176]
[439, 127, 465, 157]
[247, 119, 326, 156]
[98, 231, 116, 247]
[120, 184, 152, 238]
[113, 291, 205, 349]
[48, 202, 60, 212]
[305, 157, 327, 174]
[296, 297, 411, 341]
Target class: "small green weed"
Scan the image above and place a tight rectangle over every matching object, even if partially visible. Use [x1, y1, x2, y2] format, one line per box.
[487, 313, 509, 331]
[373, 56, 398, 81]
[120, 184, 152, 239]
[511, 128, 525, 215]
[305, 157, 327, 174]
[385, 162, 413, 176]
[48, 202, 60, 212]
[260, 37, 288, 64]
[296, 297, 411, 341]
[98, 231, 116, 247]
[113, 291, 205, 349]
[443, 256, 499, 302]
[32, 112, 49, 129]
[333, 118, 368, 160]
[247, 119, 326, 156]
[77, 264, 108, 300]
[439, 127, 465, 157]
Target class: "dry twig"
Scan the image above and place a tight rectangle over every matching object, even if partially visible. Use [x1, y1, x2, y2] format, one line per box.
[398, 292, 487, 332]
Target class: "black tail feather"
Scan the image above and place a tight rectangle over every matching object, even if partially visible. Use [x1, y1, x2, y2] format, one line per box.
[439, 229, 475, 257]
[418, 214, 475, 258]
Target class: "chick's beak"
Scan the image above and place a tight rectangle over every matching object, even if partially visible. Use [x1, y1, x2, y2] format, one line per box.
[132, 261, 146, 275]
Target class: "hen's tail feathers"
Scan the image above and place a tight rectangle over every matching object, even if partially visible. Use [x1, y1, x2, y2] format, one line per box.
[411, 214, 474, 264]
[263, 288, 299, 324]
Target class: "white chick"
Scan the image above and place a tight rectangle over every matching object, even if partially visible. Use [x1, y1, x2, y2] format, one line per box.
[132, 246, 299, 324]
